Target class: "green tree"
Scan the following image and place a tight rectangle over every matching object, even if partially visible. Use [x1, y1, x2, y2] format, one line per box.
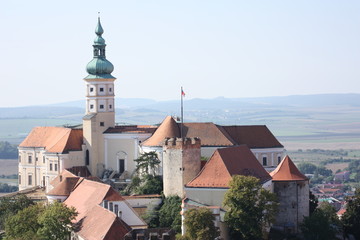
[183, 208, 219, 240]
[136, 175, 163, 195]
[319, 202, 341, 228]
[134, 151, 161, 177]
[4, 202, 77, 240]
[0, 195, 34, 230]
[301, 208, 337, 240]
[309, 191, 318, 215]
[342, 188, 360, 239]
[223, 175, 278, 240]
[159, 196, 182, 233]
[4, 204, 44, 240]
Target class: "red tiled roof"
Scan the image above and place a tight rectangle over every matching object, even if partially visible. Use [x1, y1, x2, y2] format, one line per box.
[104, 125, 157, 134]
[222, 125, 283, 148]
[270, 155, 308, 181]
[76, 205, 131, 240]
[50, 169, 77, 187]
[186, 145, 272, 188]
[64, 179, 124, 222]
[19, 127, 83, 153]
[142, 116, 282, 148]
[142, 116, 180, 146]
[47, 177, 82, 196]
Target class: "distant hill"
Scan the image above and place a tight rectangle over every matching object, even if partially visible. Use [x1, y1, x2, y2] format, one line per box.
[0, 94, 359, 148]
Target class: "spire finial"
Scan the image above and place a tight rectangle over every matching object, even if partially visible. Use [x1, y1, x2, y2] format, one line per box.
[95, 13, 104, 36]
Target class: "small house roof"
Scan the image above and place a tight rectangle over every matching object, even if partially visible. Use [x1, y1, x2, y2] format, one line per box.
[270, 155, 308, 181]
[186, 145, 272, 188]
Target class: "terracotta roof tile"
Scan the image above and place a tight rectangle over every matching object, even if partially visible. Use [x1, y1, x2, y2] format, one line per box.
[142, 116, 180, 146]
[222, 125, 283, 148]
[270, 155, 308, 181]
[186, 145, 271, 188]
[76, 205, 131, 240]
[19, 127, 83, 153]
[142, 116, 282, 149]
[50, 169, 77, 187]
[47, 177, 82, 196]
[104, 125, 157, 134]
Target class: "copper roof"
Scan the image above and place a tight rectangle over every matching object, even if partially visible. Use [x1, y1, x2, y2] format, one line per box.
[270, 155, 308, 181]
[19, 127, 83, 153]
[47, 177, 82, 196]
[186, 145, 272, 188]
[76, 205, 131, 240]
[142, 116, 282, 148]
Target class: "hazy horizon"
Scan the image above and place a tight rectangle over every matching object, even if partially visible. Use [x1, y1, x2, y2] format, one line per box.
[2, 1, 360, 107]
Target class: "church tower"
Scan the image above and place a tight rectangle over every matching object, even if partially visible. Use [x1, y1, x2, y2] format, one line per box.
[83, 17, 116, 177]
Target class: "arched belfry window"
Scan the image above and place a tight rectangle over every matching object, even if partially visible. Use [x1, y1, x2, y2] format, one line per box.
[85, 150, 90, 166]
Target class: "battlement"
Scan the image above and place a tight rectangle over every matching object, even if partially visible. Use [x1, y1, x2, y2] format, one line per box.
[162, 137, 201, 149]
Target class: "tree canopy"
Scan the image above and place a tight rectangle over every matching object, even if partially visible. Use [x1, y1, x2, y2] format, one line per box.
[0, 195, 34, 230]
[342, 188, 360, 239]
[183, 208, 219, 240]
[0, 141, 18, 159]
[223, 175, 278, 240]
[4, 201, 77, 240]
[134, 151, 161, 177]
[159, 195, 182, 233]
[301, 207, 338, 240]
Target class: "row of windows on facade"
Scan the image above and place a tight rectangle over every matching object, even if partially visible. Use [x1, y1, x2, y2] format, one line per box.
[19, 175, 46, 187]
[103, 200, 122, 218]
[89, 87, 112, 93]
[262, 156, 282, 166]
[89, 104, 112, 110]
[19, 156, 58, 171]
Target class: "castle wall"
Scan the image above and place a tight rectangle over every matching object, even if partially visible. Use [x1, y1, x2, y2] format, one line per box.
[162, 138, 201, 197]
[273, 180, 309, 233]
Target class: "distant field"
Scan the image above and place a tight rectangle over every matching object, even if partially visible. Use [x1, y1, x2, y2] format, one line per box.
[0, 159, 18, 175]
[0, 178, 17, 186]
[326, 163, 349, 173]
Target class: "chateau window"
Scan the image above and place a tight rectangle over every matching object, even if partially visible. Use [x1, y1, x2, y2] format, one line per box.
[262, 157, 267, 166]
[28, 175, 32, 186]
[278, 156, 281, 164]
[43, 156, 45, 163]
[90, 104, 94, 109]
[100, 87, 104, 92]
[104, 200, 108, 209]
[109, 202, 113, 212]
[19, 175, 21, 185]
[54, 164, 58, 172]
[19, 155, 21, 163]
[90, 87, 94, 92]
[114, 204, 119, 216]
[43, 176, 45, 187]
[28, 156, 32, 164]
[100, 122, 105, 127]
[36, 157, 38, 162]
[109, 87, 112, 92]
[85, 150, 90, 166]
[100, 104, 104, 109]
[50, 163, 53, 171]
[109, 104, 112, 109]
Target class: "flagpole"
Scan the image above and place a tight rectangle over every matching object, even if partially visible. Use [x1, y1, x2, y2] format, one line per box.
[181, 87, 184, 140]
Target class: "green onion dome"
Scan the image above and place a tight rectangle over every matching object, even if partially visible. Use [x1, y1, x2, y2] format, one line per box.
[85, 17, 115, 80]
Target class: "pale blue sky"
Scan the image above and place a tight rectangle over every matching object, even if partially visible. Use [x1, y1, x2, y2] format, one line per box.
[1, 0, 360, 107]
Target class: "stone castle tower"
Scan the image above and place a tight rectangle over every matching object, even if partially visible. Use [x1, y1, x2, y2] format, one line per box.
[83, 17, 116, 177]
[270, 155, 309, 233]
[162, 137, 201, 197]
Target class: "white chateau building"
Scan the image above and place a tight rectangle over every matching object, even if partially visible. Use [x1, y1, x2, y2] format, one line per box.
[18, 18, 284, 192]
[16, 18, 309, 239]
